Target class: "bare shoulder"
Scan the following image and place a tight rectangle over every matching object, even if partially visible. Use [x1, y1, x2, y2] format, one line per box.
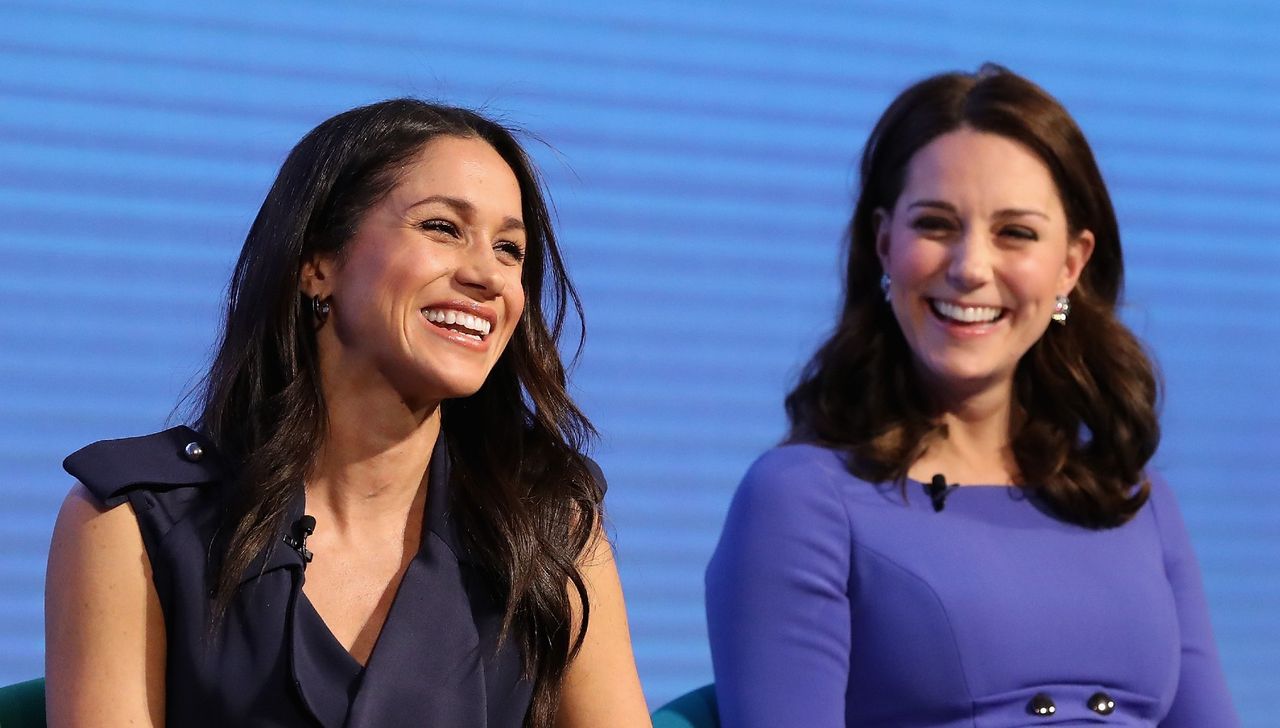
[47, 482, 152, 600]
[51, 482, 140, 551]
[45, 483, 165, 727]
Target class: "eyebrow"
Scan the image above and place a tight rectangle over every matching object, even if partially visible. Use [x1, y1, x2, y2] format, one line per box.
[906, 199, 1049, 221]
[407, 194, 525, 233]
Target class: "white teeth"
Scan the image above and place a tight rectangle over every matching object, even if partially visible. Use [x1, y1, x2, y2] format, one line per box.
[931, 299, 1002, 323]
[421, 308, 492, 338]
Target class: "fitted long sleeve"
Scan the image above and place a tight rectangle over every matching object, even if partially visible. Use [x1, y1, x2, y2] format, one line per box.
[1148, 477, 1240, 727]
[705, 448, 853, 727]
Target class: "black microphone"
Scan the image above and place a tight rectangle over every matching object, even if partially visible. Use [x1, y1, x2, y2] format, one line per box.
[283, 515, 316, 565]
[925, 474, 953, 512]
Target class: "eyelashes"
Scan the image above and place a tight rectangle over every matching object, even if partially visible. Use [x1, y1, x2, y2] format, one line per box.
[910, 216, 1039, 242]
[912, 216, 955, 234]
[417, 218, 526, 263]
[1002, 226, 1038, 241]
[418, 219, 460, 237]
[495, 242, 526, 263]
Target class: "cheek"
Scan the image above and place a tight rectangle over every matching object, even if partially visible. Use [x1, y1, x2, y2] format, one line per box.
[348, 249, 422, 294]
[889, 235, 945, 287]
[1004, 252, 1065, 304]
[488, 267, 526, 345]
[506, 288, 527, 333]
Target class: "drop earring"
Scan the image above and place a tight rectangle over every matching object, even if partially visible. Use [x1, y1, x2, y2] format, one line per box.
[880, 273, 891, 302]
[312, 294, 332, 328]
[1052, 294, 1070, 325]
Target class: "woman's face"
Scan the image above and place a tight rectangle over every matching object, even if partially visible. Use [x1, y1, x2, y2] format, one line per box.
[875, 127, 1093, 402]
[304, 135, 527, 406]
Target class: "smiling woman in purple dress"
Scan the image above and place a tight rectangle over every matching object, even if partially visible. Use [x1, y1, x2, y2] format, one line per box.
[706, 65, 1238, 726]
[44, 100, 650, 728]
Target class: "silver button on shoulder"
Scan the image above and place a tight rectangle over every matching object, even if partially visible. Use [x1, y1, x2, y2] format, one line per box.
[183, 441, 204, 462]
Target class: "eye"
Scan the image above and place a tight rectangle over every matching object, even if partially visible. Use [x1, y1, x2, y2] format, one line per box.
[1001, 225, 1039, 241]
[912, 215, 957, 235]
[495, 241, 526, 264]
[418, 219, 460, 237]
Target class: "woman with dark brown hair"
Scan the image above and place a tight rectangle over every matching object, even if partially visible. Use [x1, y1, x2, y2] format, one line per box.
[44, 100, 650, 727]
[706, 66, 1238, 726]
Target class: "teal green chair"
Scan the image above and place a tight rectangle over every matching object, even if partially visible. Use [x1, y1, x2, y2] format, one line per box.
[652, 683, 718, 728]
[0, 678, 45, 728]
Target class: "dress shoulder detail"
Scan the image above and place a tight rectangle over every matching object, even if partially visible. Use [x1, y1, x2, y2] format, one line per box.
[63, 425, 225, 507]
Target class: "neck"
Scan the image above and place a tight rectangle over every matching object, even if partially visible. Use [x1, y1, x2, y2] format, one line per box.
[910, 379, 1019, 486]
[307, 349, 443, 534]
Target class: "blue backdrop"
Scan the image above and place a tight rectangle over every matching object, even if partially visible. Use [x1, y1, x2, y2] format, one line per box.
[1, 0, 1277, 723]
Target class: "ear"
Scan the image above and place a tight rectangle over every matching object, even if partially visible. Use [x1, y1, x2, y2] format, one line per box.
[873, 207, 893, 271]
[1059, 229, 1095, 295]
[299, 252, 338, 299]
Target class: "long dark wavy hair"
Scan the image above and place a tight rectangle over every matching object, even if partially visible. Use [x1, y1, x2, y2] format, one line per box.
[196, 99, 600, 726]
[787, 65, 1160, 528]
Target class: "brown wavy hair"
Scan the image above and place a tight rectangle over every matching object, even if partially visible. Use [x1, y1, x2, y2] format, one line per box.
[196, 99, 600, 726]
[786, 65, 1159, 527]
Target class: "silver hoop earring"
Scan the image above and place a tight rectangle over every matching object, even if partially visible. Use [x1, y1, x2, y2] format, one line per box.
[312, 294, 332, 327]
[1052, 294, 1070, 325]
[880, 273, 891, 302]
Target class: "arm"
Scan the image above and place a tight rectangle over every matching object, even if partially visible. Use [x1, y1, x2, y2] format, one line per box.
[45, 483, 166, 727]
[554, 524, 651, 728]
[705, 448, 851, 728]
[1148, 476, 1240, 727]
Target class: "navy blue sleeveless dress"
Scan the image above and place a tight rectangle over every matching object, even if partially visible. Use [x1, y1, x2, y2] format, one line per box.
[64, 426, 534, 727]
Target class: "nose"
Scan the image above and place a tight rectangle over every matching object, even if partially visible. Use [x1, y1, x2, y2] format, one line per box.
[946, 229, 994, 291]
[455, 241, 507, 298]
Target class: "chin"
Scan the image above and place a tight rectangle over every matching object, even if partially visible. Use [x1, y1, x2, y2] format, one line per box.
[919, 358, 1008, 394]
[434, 377, 490, 402]
[388, 364, 490, 407]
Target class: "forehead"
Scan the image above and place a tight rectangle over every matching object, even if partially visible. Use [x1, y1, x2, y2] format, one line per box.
[899, 128, 1062, 214]
[385, 135, 523, 214]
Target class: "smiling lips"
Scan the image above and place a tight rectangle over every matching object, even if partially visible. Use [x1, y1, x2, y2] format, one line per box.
[422, 306, 492, 342]
[928, 298, 1006, 326]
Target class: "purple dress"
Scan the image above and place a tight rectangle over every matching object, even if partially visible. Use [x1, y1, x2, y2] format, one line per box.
[705, 445, 1238, 727]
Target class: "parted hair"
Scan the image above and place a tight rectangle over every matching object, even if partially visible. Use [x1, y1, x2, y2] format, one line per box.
[786, 65, 1160, 527]
[196, 99, 600, 727]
